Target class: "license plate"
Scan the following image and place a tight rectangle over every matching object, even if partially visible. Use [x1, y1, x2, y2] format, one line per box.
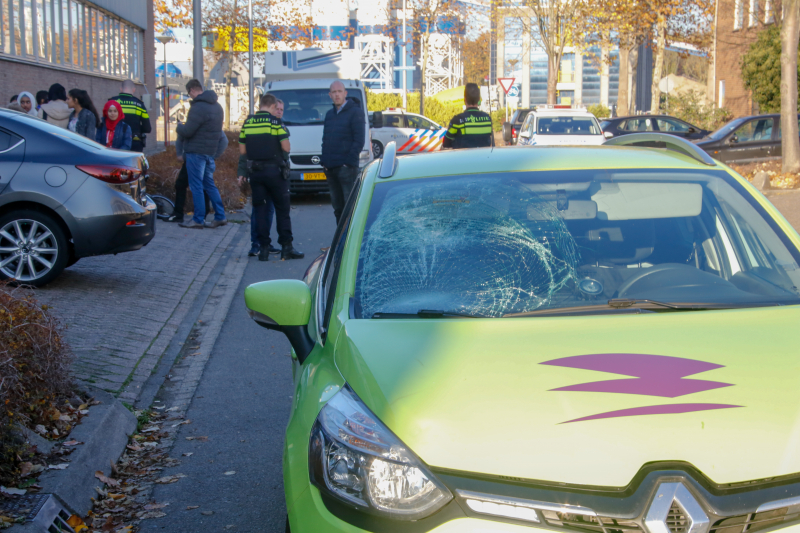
[302, 172, 326, 181]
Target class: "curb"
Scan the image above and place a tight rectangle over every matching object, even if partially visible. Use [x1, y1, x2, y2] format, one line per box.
[34, 390, 136, 517]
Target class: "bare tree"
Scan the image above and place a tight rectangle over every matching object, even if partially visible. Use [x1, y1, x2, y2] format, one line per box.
[782, 0, 800, 173]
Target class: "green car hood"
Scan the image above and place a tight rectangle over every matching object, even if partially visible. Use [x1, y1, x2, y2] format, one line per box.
[335, 306, 800, 488]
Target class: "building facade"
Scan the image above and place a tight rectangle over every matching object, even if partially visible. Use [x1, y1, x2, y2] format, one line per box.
[714, 0, 781, 117]
[0, 0, 155, 113]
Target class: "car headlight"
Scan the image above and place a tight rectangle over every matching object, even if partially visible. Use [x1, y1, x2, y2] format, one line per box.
[309, 385, 452, 520]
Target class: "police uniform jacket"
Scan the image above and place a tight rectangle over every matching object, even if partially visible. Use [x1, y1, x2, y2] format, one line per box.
[442, 107, 493, 149]
[238, 111, 289, 176]
[109, 93, 151, 146]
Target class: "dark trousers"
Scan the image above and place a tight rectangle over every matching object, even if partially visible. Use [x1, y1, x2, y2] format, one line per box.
[173, 162, 212, 217]
[131, 140, 144, 152]
[251, 199, 274, 245]
[325, 165, 358, 225]
[250, 166, 292, 249]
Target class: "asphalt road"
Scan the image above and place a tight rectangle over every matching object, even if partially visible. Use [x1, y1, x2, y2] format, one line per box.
[139, 197, 336, 533]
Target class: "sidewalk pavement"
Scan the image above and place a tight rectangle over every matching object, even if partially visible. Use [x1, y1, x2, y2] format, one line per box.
[31, 220, 243, 404]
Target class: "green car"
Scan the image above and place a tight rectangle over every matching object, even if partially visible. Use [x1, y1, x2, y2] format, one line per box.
[245, 135, 800, 533]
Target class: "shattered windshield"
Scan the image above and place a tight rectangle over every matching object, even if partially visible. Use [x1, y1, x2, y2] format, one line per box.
[354, 170, 800, 318]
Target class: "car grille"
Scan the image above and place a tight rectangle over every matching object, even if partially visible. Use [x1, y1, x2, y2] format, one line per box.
[667, 502, 689, 533]
[290, 155, 321, 166]
[542, 511, 644, 533]
[710, 507, 798, 533]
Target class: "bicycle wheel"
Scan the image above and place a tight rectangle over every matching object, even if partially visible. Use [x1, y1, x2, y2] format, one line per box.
[150, 195, 175, 220]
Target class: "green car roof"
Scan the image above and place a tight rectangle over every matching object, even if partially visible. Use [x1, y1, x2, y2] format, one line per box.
[387, 145, 714, 182]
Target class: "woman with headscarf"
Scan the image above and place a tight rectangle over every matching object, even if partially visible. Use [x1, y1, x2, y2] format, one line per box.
[67, 89, 100, 140]
[17, 91, 38, 116]
[96, 100, 132, 150]
[38, 83, 71, 128]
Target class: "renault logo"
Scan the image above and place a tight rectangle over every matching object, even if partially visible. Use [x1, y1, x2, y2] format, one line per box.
[311, 156, 321, 165]
[645, 483, 709, 533]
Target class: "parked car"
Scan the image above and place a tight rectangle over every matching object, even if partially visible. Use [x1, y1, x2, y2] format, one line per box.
[0, 108, 156, 286]
[501, 107, 533, 145]
[517, 106, 605, 146]
[695, 113, 800, 164]
[369, 109, 444, 158]
[600, 114, 709, 140]
[245, 136, 800, 532]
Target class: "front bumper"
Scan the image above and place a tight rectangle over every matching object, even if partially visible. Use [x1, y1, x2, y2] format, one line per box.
[290, 169, 329, 194]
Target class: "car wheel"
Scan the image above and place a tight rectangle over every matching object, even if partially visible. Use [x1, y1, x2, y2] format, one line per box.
[0, 210, 68, 287]
[372, 140, 384, 159]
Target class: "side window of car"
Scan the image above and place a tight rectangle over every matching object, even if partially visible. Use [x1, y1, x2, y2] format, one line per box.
[733, 119, 774, 143]
[319, 178, 361, 342]
[407, 115, 433, 130]
[624, 118, 654, 132]
[656, 119, 689, 132]
[385, 115, 403, 128]
[0, 129, 22, 152]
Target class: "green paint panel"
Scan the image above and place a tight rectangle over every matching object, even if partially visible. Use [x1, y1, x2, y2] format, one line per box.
[244, 280, 312, 326]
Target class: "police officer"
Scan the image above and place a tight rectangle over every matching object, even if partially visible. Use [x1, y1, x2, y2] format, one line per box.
[442, 83, 493, 150]
[238, 93, 304, 262]
[109, 80, 152, 152]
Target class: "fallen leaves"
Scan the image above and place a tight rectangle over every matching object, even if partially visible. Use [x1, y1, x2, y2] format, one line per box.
[171, 419, 191, 428]
[186, 506, 199, 510]
[185, 436, 208, 442]
[0, 486, 26, 496]
[63, 440, 84, 446]
[223, 471, 236, 476]
[154, 474, 187, 484]
[95, 471, 120, 488]
[48, 463, 70, 470]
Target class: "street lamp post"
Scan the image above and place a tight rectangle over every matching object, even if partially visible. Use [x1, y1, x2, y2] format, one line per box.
[156, 34, 174, 147]
[193, 0, 203, 84]
[402, 0, 407, 110]
[248, 0, 254, 116]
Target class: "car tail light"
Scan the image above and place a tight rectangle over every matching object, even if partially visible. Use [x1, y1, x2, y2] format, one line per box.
[76, 165, 141, 184]
[512, 129, 518, 138]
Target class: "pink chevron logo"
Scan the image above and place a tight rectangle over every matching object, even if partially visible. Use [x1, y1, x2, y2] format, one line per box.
[541, 354, 742, 423]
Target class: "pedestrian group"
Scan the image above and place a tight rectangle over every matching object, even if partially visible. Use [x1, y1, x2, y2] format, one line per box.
[6, 79, 492, 262]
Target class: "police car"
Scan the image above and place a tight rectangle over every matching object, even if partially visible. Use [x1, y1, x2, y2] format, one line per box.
[369, 109, 445, 157]
[516, 105, 607, 146]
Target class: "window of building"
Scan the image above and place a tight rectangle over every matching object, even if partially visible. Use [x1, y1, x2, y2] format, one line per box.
[0, 0, 143, 81]
[749, 0, 759, 27]
[734, 0, 744, 29]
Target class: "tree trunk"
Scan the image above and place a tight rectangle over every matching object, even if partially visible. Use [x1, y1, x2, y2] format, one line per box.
[781, 0, 800, 173]
[617, 47, 630, 115]
[629, 46, 639, 114]
[225, 0, 239, 130]
[650, 14, 667, 113]
[420, 34, 427, 116]
[547, 55, 558, 105]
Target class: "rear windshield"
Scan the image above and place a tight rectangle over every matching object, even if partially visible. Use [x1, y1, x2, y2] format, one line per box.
[354, 170, 800, 318]
[266, 88, 365, 126]
[514, 110, 531, 125]
[537, 116, 601, 135]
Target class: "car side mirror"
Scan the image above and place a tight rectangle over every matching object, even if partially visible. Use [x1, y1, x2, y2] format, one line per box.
[519, 130, 531, 139]
[603, 131, 614, 139]
[687, 127, 696, 134]
[245, 280, 315, 363]
[372, 111, 383, 129]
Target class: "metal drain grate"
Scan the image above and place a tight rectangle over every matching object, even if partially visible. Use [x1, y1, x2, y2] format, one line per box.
[0, 493, 77, 532]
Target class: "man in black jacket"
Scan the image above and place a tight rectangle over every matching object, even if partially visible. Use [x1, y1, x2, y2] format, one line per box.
[321, 81, 365, 225]
[109, 80, 152, 152]
[442, 83, 493, 150]
[176, 79, 227, 229]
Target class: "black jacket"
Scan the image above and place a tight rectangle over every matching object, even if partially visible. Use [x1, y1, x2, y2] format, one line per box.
[442, 108, 493, 149]
[176, 90, 224, 157]
[321, 98, 365, 168]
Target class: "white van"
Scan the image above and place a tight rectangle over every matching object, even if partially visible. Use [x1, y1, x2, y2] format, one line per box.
[262, 51, 373, 193]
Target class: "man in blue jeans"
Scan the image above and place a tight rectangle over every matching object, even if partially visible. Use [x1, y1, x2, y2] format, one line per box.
[321, 81, 365, 225]
[176, 79, 227, 229]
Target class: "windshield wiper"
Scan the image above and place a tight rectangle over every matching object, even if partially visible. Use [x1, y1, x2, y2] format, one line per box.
[504, 299, 748, 318]
[372, 309, 485, 319]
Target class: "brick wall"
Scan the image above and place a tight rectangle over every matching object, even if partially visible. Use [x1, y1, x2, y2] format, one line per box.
[0, 60, 148, 111]
[715, 0, 782, 118]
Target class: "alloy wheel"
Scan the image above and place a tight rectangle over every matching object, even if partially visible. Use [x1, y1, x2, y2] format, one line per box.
[0, 219, 60, 282]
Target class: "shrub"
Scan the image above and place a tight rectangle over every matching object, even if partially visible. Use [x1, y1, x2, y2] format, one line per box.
[0, 284, 72, 483]
[660, 91, 733, 132]
[146, 131, 246, 213]
[588, 103, 611, 119]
